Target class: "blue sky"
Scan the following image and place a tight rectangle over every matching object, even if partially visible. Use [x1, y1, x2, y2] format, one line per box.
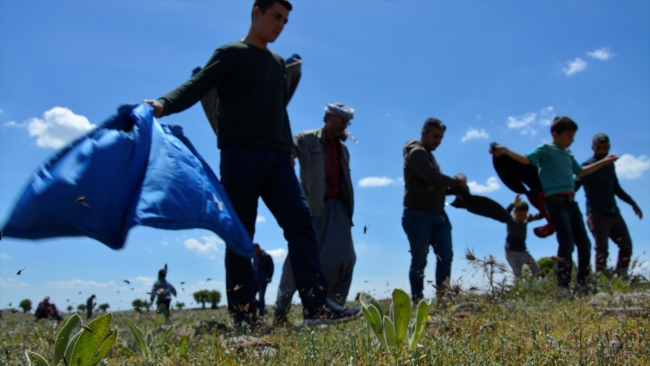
[1, 1, 649, 312]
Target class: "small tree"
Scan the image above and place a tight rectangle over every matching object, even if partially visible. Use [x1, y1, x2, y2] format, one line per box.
[98, 303, 110, 312]
[193, 290, 209, 309]
[66, 305, 74, 313]
[143, 300, 152, 312]
[132, 299, 143, 313]
[19, 299, 32, 313]
[77, 304, 87, 312]
[175, 302, 185, 310]
[208, 290, 221, 309]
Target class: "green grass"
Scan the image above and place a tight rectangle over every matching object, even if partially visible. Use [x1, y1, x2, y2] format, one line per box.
[2, 275, 649, 365]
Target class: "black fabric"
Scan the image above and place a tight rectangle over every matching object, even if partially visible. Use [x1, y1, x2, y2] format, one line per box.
[449, 187, 510, 223]
[489, 142, 555, 238]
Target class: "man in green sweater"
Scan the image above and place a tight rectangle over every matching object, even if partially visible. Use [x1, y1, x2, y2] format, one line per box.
[144, 0, 359, 326]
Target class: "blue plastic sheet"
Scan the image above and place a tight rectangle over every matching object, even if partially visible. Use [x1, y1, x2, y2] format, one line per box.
[2, 104, 254, 258]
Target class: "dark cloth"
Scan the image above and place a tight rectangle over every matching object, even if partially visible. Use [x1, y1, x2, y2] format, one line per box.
[253, 251, 274, 283]
[490, 142, 554, 238]
[86, 297, 95, 319]
[545, 200, 592, 288]
[403, 139, 461, 212]
[159, 41, 293, 153]
[504, 204, 543, 251]
[255, 282, 268, 315]
[587, 211, 633, 273]
[220, 146, 328, 323]
[402, 209, 453, 300]
[194, 55, 302, 137]
[575, 156, 637, 215]
[324, 129, 342, 199]
[449, 187, 511, 223]
[156, 299, 171, 311]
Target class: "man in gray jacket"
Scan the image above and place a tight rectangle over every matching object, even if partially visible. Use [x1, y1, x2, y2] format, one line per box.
[274, 103, 357, 323]
[403, 118, 466, 302]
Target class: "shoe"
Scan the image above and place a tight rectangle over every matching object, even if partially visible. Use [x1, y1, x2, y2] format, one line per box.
[303, 298, 362, 325]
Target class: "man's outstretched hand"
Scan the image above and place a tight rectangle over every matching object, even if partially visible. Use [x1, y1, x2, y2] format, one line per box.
[143, 99, 164, 118]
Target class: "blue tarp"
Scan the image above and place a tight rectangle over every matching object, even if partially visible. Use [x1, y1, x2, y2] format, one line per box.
[1, 104, 254, 258]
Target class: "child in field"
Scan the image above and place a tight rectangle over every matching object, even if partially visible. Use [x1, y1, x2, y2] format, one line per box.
[505, 194, 543, 278]
[491, 116, 617, 295]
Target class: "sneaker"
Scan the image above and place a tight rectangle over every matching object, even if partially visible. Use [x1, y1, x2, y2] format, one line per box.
[303, 298, 362, 325]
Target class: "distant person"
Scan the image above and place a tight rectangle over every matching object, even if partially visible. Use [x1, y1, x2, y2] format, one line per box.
[575, 133, 643, 279]
[253, 243, 274, 316]
[150, 269, 177, 323]
[86, 294, 96, 320]
[402, 118, 467, 302]
[491, 116, 617, 296]
[35, 296, 62, 321]
[504, 194, 543, 278]
[143, 0, 358, 325]
[275, 103, 357, 323]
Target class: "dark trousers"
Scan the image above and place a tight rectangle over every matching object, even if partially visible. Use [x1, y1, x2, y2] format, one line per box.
[402, 209, 453, 300]
[545, 199, 592, 287]
[220, 147, 328, 323]
[257, 281, 268, 315]
[587, 211, 632, 274]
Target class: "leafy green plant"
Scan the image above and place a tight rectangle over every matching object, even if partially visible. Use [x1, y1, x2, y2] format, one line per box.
[359, 289, 429, 361]
[125, 320, 175, 358]
[24, 313, 117, 366]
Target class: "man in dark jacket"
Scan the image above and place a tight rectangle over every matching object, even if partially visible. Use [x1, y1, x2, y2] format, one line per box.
[144, 0, 357, 326]
[575, 133, 643, 279]
[402, 118, 466, 302]
[253, 243, 274, 315]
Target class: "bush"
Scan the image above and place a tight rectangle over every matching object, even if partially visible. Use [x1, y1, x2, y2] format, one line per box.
[98, 303, 110, 312]
[175, 302, 185, 310]
[19, 299, 32, 313]
[77, 304, 87, 312]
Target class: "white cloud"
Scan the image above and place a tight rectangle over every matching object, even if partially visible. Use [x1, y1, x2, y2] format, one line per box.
[8, 107, 96, 148]
[562, 57, 588, 76]
[467, 177, 500, 193]
[506, 106, 555, 136]
[4, 120, 24, 127]
[184, 235, 224, 259]
[359, 176, 398, 187]
[266, 248, 287, 262]
[615, 154, 650, 179]
[132, 276, 156, 287]
[256, 215, 266, 223]
[0, 253, 10, 259]
[461, 128, 489, 142]
[48, 279, 116, 289]
[587, 47, 616, 60]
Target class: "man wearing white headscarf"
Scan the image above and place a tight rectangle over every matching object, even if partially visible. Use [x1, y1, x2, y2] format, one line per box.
[274, 103, 357, 324]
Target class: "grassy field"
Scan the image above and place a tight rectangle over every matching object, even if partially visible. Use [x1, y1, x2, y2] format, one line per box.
[2, 273, 649, 365]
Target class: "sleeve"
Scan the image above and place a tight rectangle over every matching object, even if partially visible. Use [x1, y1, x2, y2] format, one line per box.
[525, 145, 544, 165]
[571, 156, 583, 175]
[293, 132, 304, 159]
[613, 170, 637, 206]
[158, 47, 233, 117]
[528, 212, 544, 222]
[170, 284, 177, 297]
[406, 150, 460, 189]
[150, 283, 157, 303]
[506, 203, 515, 213]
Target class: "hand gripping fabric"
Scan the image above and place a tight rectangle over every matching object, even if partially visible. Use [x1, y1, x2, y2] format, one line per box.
[489, 142, 555, 238]
[2, 104, 254, 257]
